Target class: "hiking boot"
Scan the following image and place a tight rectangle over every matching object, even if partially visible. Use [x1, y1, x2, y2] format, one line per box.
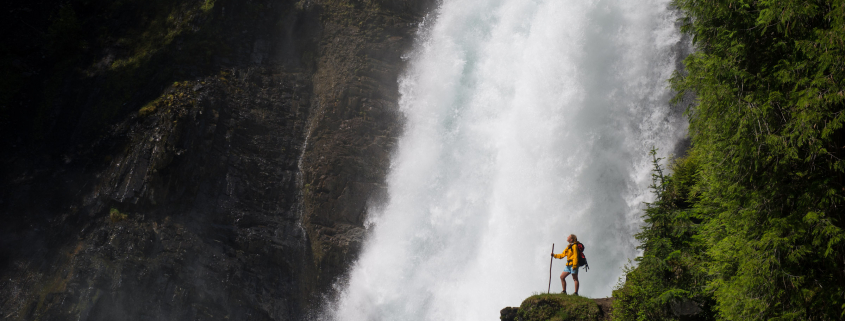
[561, 291, 567, 295]
[572, 292, 579, 296]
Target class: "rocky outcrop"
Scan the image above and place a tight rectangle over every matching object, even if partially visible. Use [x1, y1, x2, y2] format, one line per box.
[500, 295, 614, 321]
[0, 0, 433, 320]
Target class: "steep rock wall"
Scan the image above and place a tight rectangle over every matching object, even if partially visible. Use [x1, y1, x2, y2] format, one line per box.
[0, 0, 433, 319]
[299, 0, 430, 297]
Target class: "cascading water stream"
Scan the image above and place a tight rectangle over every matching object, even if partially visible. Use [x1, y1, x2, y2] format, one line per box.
[326, 0, 687, 320]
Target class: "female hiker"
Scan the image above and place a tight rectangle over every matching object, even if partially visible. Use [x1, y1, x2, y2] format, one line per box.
[551, 234, 582, 295]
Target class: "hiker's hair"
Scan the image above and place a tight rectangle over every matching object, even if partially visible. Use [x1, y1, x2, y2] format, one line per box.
[569, 234, 577, 243]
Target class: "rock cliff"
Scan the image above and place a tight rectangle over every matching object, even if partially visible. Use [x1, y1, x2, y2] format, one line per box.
[0, 0, 433, 319]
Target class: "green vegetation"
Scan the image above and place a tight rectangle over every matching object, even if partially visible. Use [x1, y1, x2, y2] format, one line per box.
[612, 150, 713, 320]
[137, 81, 198, 117]
[107, 0, 214, 71]
[109, 208, 127, 222]
[138, 98, 161, 117]
[614, 1, 845, 320]
[201, 0, 216, 13]
[1, 0, 241, 146]
[517, 293, 604, 321]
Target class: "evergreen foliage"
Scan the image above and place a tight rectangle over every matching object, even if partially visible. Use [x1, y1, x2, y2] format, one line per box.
[613, 150, 714, 321]
[615, 1, 845, 320]
[670, 0, 845, 319]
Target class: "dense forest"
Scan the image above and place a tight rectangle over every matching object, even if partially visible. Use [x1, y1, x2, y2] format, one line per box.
[613, 0, 844, 320]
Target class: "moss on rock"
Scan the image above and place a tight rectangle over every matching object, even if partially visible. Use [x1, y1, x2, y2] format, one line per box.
[108, 208, 127, 222]
[502, 294, 610, 321]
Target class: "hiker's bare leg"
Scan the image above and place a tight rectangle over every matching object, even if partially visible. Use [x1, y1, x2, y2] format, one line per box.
[573, 273, 579, 294]
[559, 271, 570, 292]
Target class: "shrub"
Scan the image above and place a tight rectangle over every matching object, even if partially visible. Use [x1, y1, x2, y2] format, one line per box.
[109, 208, 127, 222]
[612, 149, 714, 321]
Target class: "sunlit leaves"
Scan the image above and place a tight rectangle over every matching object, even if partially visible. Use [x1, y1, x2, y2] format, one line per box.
[668, 0, 845, 319]
[613, 152, 714, 321]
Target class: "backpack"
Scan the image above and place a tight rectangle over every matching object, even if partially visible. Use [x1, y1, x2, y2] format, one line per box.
[570, 242, 590, 271]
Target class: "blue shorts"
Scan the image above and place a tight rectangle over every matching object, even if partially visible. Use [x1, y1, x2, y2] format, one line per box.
[564, 265, 579, 274]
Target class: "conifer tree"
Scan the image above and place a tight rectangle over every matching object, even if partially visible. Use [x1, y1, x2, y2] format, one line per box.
[669, 0, 845, 319]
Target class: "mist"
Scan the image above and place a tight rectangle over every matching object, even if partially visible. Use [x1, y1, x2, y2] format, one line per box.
[325, 0, 688, 319]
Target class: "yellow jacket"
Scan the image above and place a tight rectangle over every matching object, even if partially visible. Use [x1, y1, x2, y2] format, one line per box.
[553, 242, 580, 267]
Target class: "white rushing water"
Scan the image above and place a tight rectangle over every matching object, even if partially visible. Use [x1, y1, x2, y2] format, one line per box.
[326, 0, 687, 320]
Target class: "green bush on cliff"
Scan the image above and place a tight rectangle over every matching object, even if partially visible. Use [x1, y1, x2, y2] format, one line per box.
[138, 98, 161, 117]
[612, 150, 714, 321]
[518, 293, 603, 321]
[109, 208, 127, 222]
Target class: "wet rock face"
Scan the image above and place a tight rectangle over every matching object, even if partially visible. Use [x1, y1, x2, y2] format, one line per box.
[301, 0, 435, 296]
[3, 67, 313, 320]
[0, 0, 434, 320]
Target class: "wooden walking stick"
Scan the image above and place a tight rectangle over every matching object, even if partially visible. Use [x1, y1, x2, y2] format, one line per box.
[548, 243, 554, 294]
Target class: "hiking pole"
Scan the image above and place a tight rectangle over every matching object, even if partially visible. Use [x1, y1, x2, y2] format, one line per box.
[548, 243, 554, 294]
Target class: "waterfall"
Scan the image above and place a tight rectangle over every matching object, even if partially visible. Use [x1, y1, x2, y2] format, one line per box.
[326, 0, 687, 319]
